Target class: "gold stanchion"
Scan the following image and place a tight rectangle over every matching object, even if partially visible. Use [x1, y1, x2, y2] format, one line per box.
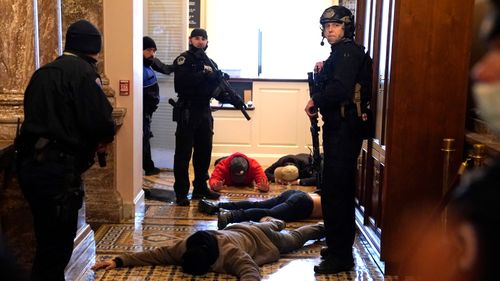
[441, 138, 456, 232]
[470, 143, 486, 168]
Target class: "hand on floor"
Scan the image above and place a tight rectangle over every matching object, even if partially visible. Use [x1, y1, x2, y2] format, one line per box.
[92, 259, 117, 271]
[256, 181, 270, 192]
[212, 180, 225, 191]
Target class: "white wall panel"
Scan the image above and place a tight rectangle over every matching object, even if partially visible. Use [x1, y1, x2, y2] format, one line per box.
[212, 81, 317, 166]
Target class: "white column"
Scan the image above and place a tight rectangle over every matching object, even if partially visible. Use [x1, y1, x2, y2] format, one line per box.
[103, 0, 144, 219]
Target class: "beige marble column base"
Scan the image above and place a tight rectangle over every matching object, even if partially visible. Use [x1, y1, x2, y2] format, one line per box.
[84, 108, 126, 226]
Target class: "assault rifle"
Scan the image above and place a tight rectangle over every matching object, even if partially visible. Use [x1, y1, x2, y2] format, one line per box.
[307, 72, 323, 189]
[197, 49, 251, 121]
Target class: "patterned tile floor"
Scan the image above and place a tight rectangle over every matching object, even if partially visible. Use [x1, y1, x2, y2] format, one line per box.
[76, 170, 398, 281]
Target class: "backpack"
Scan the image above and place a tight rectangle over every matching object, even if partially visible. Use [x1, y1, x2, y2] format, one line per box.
[354, 51, 375, 139]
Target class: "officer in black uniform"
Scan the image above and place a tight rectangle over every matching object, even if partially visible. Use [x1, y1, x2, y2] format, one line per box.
[15, 20, 116, 281]
[142, 36, 174, 176]
[172, 28, 221, 206]
[304, 6, 367, 274]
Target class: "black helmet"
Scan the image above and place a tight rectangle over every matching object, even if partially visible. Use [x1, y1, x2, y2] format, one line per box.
[320, 6, 355, 39]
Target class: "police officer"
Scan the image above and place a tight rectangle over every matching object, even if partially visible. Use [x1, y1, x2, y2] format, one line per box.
[142, 36, 174, 176]
[15, 20, 116, 281]
[304, 6, 367, 274]
[172, 28, 221, 206]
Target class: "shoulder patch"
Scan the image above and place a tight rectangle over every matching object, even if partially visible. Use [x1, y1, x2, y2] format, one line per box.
[176, 56, 186, 65]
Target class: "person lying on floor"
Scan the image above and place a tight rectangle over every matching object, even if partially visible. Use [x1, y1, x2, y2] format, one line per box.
[91, 217, 324, 281]
[209, 152, 270, 192]
[264, 153, 318, 186]
[198, 189, 322, 229]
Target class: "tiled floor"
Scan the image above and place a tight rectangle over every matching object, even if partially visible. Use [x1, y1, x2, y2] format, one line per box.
[76, 170, 398, 281]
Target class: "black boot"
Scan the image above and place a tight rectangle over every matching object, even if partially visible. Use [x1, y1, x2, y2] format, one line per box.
[176, 197, 190, 206]
[217, 209, 234, 230]
[192, 188, 220, 200]
[191, 181, 221, 200]
[218, 209, 245, 229]
[198, 199, 220, 215]
[314, 257, 354, 274]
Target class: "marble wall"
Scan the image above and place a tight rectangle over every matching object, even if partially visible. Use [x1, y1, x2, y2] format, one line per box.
[0, 1, 35, 126]
[0, 0, 107, 131]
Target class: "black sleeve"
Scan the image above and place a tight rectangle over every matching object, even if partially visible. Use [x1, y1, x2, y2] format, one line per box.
[264, 166, 276, 182]
[313, 45, 364, 108]
[151, 58, 174, 75]
[73, 73, 116, 145]
[265, 158, 286, 182]
[299, 176, 317, 186]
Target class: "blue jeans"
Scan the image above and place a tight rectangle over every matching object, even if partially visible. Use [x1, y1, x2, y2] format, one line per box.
[219, 189, 314, 222]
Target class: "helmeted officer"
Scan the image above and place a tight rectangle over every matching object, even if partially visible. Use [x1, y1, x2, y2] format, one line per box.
[15, 19, 116, 281]
[172, 28, 221, 205]
[304, 6, 368, 274]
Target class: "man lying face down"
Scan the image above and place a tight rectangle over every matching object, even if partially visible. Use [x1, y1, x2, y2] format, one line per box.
[92, 217, 324, 280]
[209, 152, 270, 192]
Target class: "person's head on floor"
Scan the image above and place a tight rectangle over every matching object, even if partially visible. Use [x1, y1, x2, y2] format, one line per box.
[181, 230, 219, 275]
[230, 156, 249, 185]
[143, 36, 157, 62]
[64, 19, 102, 60]
[274, 164, 299, 183]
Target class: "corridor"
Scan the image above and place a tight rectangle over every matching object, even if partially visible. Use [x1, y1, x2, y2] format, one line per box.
[72, 170, 397, 281]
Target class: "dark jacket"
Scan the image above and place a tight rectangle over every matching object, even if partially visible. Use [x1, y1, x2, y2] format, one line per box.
[264, 153, 317, 186]
[312, 38, 365, 123]
[173, 46, 219, 106]
[18, 53, 116, 172]
[116, 222, 282, 281]
[143, 57, 173, 115]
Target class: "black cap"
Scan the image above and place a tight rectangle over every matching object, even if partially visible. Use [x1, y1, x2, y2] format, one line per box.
[143, 36, 157, 50]
[230, 156, 248, 184]
[181, 231, 219, 275]
[190, 28, 208, 39]
[64, 19, 102, 54]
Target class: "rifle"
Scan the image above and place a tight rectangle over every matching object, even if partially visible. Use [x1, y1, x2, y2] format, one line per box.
[307, 72, 323, 190]
[197, 49, 251, 121]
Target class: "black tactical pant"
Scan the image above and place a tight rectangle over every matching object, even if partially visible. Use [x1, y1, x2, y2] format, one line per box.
[219, 189, 314, 222]
[173, 105, 213, 200]
[143, 112, 155, 172]
[321, 109, 363, 264]
[17, 149, 83, 281]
